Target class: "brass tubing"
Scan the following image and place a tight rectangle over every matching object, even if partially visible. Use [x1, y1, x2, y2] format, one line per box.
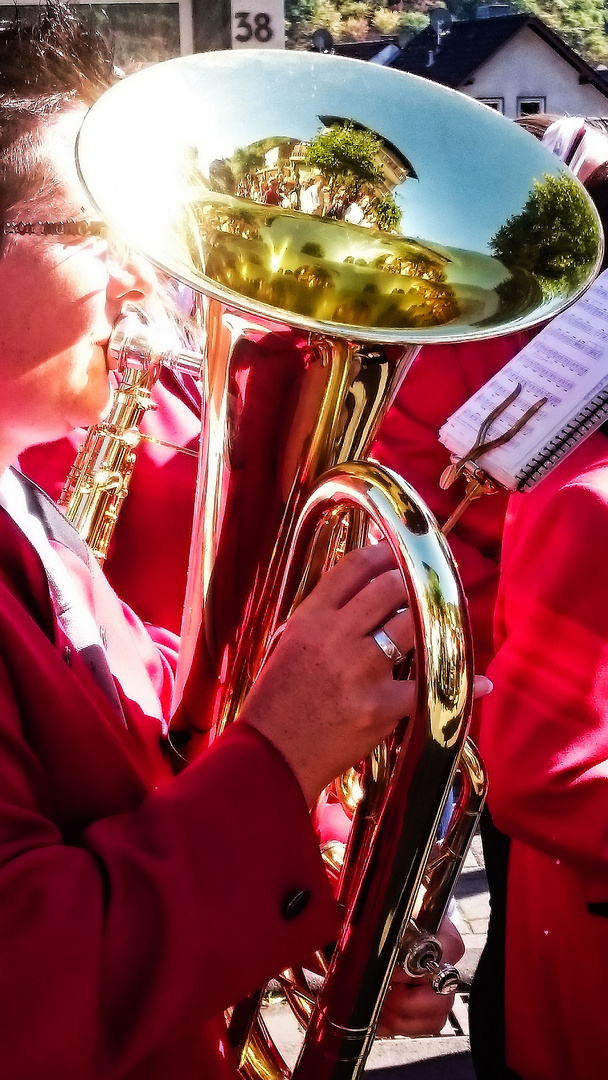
[273, 462, 474, 1080]
[59, 366, 157, 563]
[417, 740, 487, 935]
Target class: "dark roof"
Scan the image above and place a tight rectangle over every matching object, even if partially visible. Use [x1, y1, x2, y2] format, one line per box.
[390, 14, 608, 97]
[390, 13, 525, 85]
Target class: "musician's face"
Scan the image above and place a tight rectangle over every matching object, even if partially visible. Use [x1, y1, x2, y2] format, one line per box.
[0, 106, 154, 458]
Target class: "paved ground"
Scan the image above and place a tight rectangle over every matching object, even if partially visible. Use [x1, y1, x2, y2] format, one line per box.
[262, 832, 490, 1077]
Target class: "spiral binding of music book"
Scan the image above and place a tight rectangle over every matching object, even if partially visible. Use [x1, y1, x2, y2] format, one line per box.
[439, 269, 608, 492]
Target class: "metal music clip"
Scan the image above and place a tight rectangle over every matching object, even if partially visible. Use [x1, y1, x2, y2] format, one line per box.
[439, 383, 548, 535]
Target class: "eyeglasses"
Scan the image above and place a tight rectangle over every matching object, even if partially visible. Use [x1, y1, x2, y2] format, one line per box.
[1, 219, 107, 237]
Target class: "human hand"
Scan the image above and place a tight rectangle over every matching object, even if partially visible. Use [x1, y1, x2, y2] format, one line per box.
[377, 917, 464, 1038]
[240, 542, 414, 806]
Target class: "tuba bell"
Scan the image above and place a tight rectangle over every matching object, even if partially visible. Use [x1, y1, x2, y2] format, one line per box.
[73, 50, 602, 1080]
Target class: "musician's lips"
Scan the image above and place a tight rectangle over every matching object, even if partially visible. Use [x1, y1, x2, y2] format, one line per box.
[97, 338, 115, 370]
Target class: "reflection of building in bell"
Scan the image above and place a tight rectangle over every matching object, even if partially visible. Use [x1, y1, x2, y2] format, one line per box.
[317, 115, 417, 195]
[298, 117, 416, 230]
[225, 137, 303, 206]
[214, 118, 416, 234]
[179, 123, 545, 333]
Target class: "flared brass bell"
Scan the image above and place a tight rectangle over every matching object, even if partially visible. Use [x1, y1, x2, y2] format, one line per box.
[76, 50, 602, 344]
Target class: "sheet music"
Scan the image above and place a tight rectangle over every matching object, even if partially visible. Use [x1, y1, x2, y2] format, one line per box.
[439, 270, 608, 490]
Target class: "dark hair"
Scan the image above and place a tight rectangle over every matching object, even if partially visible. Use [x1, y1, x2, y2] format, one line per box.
[0, 2, 115, 245]
[514, 113, 561, 140]
[0, 1, 114, 98]
[584, 162, 608, 273]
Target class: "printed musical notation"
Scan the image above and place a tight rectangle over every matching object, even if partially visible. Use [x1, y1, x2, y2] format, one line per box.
[439, 270, 608, 490]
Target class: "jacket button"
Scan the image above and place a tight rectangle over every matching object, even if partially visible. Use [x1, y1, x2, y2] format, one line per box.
[282, 889, 311, 920]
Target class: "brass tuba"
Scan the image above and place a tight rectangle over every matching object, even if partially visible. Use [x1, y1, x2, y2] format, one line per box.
[74, 50, 602, 1080]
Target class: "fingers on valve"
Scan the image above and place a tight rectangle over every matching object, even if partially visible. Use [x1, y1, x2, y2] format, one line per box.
[317, 542, 399, 609]
[346, 568, 409, 633]
[373, 677, 417, 729]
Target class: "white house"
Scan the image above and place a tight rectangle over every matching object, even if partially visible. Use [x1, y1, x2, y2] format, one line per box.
[335, 13, 608, 120]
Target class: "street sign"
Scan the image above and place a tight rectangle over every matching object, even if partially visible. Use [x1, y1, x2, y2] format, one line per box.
[231, 0, 285, 48]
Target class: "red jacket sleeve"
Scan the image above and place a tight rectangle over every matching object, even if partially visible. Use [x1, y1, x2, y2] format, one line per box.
[481, 468, 608, 901]
[0, 574, 339, 1079]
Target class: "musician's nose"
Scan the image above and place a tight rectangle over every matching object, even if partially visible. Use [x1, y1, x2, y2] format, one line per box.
[107, 250, 157, 304]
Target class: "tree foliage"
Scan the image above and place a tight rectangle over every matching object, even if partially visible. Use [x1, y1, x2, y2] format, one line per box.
[231, 145, 265, 180]
[286, 0, 608, 65]
[286, 0, 346, 44]
[373, 192, 402, 232]
[286, 0, 431, 45]
[511, 0, 608, 65]
[490, 173, 600, 297]
[444, 0, 608, 64]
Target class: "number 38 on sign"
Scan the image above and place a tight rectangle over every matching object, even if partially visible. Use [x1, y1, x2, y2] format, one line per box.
[231, 0, 286, 49]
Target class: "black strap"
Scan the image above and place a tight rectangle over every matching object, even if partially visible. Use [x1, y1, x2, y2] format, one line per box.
[16, 469, 90, 564]
[11, 470, 126, 721]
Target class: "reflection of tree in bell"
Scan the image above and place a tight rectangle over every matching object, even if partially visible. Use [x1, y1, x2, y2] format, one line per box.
[208, 159, 236, 195]
[422, 565, 466, 722]
[305, 122, 384, 208]
[476, 265, 544, 327]
[231, 144, 265, 181]
[374, 194, 401, 234]
[490, 174, 599, 298]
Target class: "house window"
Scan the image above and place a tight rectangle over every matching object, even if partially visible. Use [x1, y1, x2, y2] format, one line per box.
[478, 98, 504, 113]
[0, 1, 192, 64]
[517, 97, 546, 117]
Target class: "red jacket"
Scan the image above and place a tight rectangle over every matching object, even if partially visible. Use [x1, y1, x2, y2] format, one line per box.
[372, 332, 534, 688]
[481, 430, 608, 1080]
[0, 476, 338, 1080]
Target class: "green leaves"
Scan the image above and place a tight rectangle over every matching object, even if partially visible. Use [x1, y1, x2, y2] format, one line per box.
[286, 0, 608, 66]
[512, 0, 608, 65]
[490, 173, 600, 297]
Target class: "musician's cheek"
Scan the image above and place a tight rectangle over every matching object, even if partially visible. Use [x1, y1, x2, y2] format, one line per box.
[0, 261, 107, 448]
[24, 274, 113, 437]
[59, 341, 114, 431]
